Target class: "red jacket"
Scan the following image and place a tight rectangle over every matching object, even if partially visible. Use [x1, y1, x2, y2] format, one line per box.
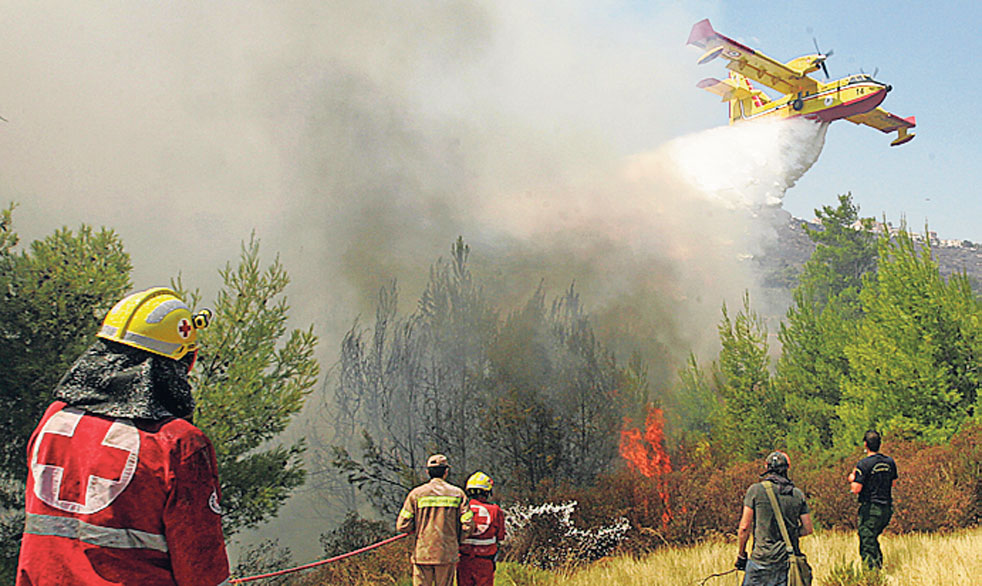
[459, 499, 505, 558]
[16, 401, 229, 585]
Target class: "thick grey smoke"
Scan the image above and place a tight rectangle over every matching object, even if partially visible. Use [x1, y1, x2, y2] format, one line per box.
[0, 1, 830, 560]
[0, 1, 704, 324]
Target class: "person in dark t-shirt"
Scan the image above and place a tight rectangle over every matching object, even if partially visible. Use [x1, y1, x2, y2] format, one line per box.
[736, 451, 813, 586]
[848, 430, 898, 569]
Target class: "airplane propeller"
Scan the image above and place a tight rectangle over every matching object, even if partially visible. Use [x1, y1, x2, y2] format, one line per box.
[812, 37, 833, 78]
[860, 67, 880, 80]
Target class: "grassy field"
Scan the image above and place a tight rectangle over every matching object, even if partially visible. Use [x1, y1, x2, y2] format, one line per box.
[494, 527, 982, 586]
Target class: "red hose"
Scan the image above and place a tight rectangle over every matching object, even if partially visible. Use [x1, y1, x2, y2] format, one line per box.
[229, 533, 409, 584]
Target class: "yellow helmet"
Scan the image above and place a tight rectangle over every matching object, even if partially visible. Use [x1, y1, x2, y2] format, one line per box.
[97, 287, 211, 361]
[466, 471, 493, 492]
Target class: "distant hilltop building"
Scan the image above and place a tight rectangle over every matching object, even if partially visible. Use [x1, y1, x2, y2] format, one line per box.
[758, 209, 982, 298]
[810, 216, 968, 249]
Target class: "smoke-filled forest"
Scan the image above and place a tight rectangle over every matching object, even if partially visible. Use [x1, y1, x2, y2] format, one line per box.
[3, 191, 981, 583]
[305, 195, 982, 578]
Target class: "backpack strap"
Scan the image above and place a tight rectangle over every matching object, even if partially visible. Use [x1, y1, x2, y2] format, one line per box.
[762, 481, 795, 555]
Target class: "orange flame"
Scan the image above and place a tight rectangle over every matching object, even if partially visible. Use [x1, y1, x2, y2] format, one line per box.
[619, 406, 671, 477]
[620, 406, 673, 528]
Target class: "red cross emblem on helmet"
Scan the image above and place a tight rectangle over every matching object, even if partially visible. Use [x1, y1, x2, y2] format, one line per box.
[30, 408, 140, 515]
[178, 318, 193, 339]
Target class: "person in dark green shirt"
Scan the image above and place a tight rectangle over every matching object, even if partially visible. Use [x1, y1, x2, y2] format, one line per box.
[848, 430, 898, 569]
[736, 451, 814, 586]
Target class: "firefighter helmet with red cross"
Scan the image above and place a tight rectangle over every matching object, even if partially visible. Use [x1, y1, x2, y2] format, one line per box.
[97, 287, 211, 361]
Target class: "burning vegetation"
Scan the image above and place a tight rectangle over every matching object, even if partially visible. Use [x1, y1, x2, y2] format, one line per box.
[619, 406, 675, 529]
[619, 405, 672, 478]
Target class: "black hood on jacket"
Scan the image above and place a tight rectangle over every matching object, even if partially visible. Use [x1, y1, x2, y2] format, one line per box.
[760, 472, 796, 495]
[53, 339, 194, 421]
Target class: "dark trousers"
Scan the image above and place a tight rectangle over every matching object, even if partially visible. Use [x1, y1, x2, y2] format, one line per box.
[858, 502, 892, 569]
[741, 559, 787, 586]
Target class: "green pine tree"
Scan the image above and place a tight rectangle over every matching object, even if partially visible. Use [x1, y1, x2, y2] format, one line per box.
[798, 193, 878, 312]
[0, 204, 132, 581]
[669, 352, 715, 441]
[710, 292, 784, 461]
[777, 285, 856, 452]
[837, 227, 982, 446]
[184, 235, 319, 536]
[777, 194, 877, 453]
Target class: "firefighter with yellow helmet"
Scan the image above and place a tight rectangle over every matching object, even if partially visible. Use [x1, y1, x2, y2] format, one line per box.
[16, 287, 230, 585]
[458, 471, 506, 586]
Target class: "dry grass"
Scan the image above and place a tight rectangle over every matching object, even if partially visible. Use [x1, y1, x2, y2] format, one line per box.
[528, 527, 982, 586]
[285, 528, 982, 585]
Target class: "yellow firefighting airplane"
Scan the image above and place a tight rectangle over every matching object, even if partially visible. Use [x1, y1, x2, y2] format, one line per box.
[687, 19, 915, 146]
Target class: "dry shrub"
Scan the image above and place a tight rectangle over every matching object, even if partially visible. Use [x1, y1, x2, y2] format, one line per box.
[291, 541, 410, 586]
[534, 423, 982, 559]
[319, 512, 392, 557]
[686, 460, 758, 540]
[290, 426, 982, 584]
[795, 451, 859, 531]
[948, 421, 982, 525]
[559, 468, 670, 547]
[535, 460, 759, 555]
[805, 432, 978, 534]
[891, 443, 972, 532]
[232, 539, 293, 586]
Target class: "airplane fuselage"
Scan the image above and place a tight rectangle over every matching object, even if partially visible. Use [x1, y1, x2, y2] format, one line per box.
[733, 76, 889, 124]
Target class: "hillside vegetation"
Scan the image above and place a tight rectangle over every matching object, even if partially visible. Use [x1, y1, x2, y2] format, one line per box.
[4, 195, 981, 581]
[266, 194, 982, 585]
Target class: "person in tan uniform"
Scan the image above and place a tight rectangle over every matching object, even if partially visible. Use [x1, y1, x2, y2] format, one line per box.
[397, 454, 475, 586]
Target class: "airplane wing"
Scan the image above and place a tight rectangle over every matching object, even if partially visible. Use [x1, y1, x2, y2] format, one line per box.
[696, 77, 754, 102]
[847, 108, 916, 146]
[687, 19, 819, 95]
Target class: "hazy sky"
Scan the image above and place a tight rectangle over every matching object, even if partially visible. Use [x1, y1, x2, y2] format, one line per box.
[1, 1, 970, 302]
[0, 1, 725, 336]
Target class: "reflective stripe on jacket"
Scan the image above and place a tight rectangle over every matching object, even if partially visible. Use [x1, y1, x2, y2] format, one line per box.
[396, 477, 474, 564]
[24, 514, 169, 552]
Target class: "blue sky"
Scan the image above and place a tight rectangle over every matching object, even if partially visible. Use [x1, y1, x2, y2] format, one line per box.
[677, 1, 979, 241]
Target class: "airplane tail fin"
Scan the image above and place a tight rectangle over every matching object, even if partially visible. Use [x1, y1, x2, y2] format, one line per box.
[697, 72, 769, 123]
[728, 72, 768, 123]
